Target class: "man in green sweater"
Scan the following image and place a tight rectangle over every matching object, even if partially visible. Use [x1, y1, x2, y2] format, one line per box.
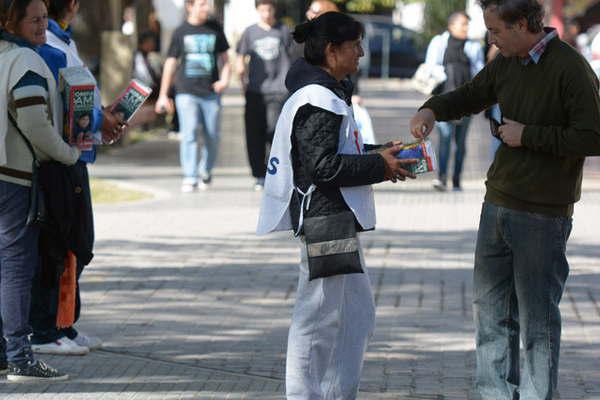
[410, 1, 600, 399]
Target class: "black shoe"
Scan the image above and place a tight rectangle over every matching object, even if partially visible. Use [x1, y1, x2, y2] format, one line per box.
[7, 360, 68, 382]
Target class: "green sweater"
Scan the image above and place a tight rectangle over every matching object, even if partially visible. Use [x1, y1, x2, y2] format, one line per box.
[423, 37, 600, 217]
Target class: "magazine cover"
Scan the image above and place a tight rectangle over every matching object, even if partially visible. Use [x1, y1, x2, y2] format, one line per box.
[395, 140, 437, 174]
[59, 67, 96, 151]
[110, 80, 153, 123]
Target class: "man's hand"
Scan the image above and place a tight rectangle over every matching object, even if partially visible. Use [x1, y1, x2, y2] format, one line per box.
[410, 108, 436, 139]
[154, 95, 174, 114]
[498, 118, 524, 147]
[101, 109, 127, 145]
[380, 144, 418, 183]
[212, 79, 229, 94]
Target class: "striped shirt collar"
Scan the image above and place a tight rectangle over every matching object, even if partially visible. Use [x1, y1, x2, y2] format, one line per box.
[522, 27, 558, 65]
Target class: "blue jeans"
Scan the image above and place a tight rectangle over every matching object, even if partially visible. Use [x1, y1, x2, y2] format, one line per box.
[436, 118, 471, 186]
[0, 181, 38, 365]
[175, 93, 221, 182]
[474, 202, 572, 400]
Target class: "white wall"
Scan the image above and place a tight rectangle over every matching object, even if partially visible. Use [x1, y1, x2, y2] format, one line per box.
[224, 0, 259, 47]
[153, 0, 186, 55]
[467, 0, 486, 40]
[394, 1, 425, 32]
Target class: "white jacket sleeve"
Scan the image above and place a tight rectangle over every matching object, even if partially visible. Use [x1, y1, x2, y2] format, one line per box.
[15, 103, 80, 165]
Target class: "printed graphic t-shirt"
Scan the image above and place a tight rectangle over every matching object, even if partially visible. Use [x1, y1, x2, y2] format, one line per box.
[168, 20, 230, 97]
[236, 23, 291, 94]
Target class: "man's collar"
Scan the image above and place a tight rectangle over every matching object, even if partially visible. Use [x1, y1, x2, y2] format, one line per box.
[522, 27, 558, 65]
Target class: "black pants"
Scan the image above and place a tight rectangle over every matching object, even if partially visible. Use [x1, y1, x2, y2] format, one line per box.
[30, 162, 94, 343]
[244, 91, 287, 178]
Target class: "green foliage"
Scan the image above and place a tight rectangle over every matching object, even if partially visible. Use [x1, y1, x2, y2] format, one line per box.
[422, 0, 467, 42]
[330, 0, 396, 14]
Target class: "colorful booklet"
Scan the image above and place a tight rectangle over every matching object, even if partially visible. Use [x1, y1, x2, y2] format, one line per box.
[395, 140, 437, 174]
[110, 79, 153, 123]
[59, 66, 97, 151]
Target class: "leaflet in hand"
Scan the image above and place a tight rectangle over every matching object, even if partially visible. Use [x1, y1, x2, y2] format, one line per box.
[395, 140, 437, 174]
[59, 66, 97, 151]
[110, 80, 152, 123]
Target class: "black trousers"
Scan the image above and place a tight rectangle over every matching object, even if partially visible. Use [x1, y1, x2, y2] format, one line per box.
[244, 91, 287, 178]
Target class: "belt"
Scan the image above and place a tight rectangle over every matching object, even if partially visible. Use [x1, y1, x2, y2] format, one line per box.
[0, 166, 32, 181]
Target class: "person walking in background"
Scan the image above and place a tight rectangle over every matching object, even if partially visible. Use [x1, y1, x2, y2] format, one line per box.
[425, 11, 484, 191]
[236, 0, 291, 191]
[258, 12, 417, 399]
[133, 31, 161, 101]
[29, 0, 125, 357]
[155, 0, 231, 193]
[0, 0, 85, 381]
[410, 0, 600, 398]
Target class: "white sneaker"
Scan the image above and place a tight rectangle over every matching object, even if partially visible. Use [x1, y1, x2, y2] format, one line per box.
[31, 337, 89, 356]
[72, 333, 102, 351]
[254, 177, 265, 191]
[181, 183, 197, 193]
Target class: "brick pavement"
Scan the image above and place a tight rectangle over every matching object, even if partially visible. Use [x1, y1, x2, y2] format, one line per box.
[2, 81, 599, 399]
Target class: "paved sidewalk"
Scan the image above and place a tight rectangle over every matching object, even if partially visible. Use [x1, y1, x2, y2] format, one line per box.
[2, 81, 600, 399]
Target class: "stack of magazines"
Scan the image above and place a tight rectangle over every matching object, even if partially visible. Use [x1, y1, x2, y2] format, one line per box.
[395, 140, 437, 174]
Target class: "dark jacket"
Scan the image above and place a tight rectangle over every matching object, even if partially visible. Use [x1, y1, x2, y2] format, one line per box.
[38, 161, 94, 287]
[286, 58, 386, 232]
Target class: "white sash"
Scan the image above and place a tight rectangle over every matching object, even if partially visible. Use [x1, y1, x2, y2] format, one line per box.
[256, 84, 376, 236]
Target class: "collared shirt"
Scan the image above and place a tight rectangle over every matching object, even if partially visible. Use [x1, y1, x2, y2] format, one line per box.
[522, 27, 558, 65]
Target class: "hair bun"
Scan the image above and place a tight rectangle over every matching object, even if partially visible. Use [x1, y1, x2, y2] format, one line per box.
[292, 20, 312, 44]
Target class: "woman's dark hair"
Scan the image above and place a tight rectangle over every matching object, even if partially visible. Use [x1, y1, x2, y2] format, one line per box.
[293, 12, 364, 66]
[479, 0, 544, 33]
[0, 0, 48, 30]
[47, 0, 77, 20]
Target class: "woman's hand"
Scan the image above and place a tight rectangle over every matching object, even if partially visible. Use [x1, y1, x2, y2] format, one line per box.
[101, 109, 127, 145]
[379, 144, 418, 183]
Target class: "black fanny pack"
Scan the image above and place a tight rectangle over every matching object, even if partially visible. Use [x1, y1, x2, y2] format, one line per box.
[303, 211, 363, 281]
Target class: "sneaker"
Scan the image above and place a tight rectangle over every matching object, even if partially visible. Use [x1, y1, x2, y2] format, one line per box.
[7, 360, 68, 382]
[167, 131, 180, 141]
[181, 182, 197, 193]
[254, 177, 265, 191]
[199, 174, 212, 190]
[72, 333, 102, 351]
[31, 337, 89, 356]
[432, 179, 447, 192]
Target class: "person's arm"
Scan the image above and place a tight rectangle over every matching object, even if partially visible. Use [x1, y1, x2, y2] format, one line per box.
[155, 30, 181, 114]
[420, 58, 498, 122]
[212, 27, 231, 94]
[518, 63, 600, 156]
[212, 52, 231, 94]
[235, 29, 249, 90]
[154, 57, 177, 113]
[236, 54, 248, 90]
[11, 71, 80, 165]
[293, 105, 416, 186]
